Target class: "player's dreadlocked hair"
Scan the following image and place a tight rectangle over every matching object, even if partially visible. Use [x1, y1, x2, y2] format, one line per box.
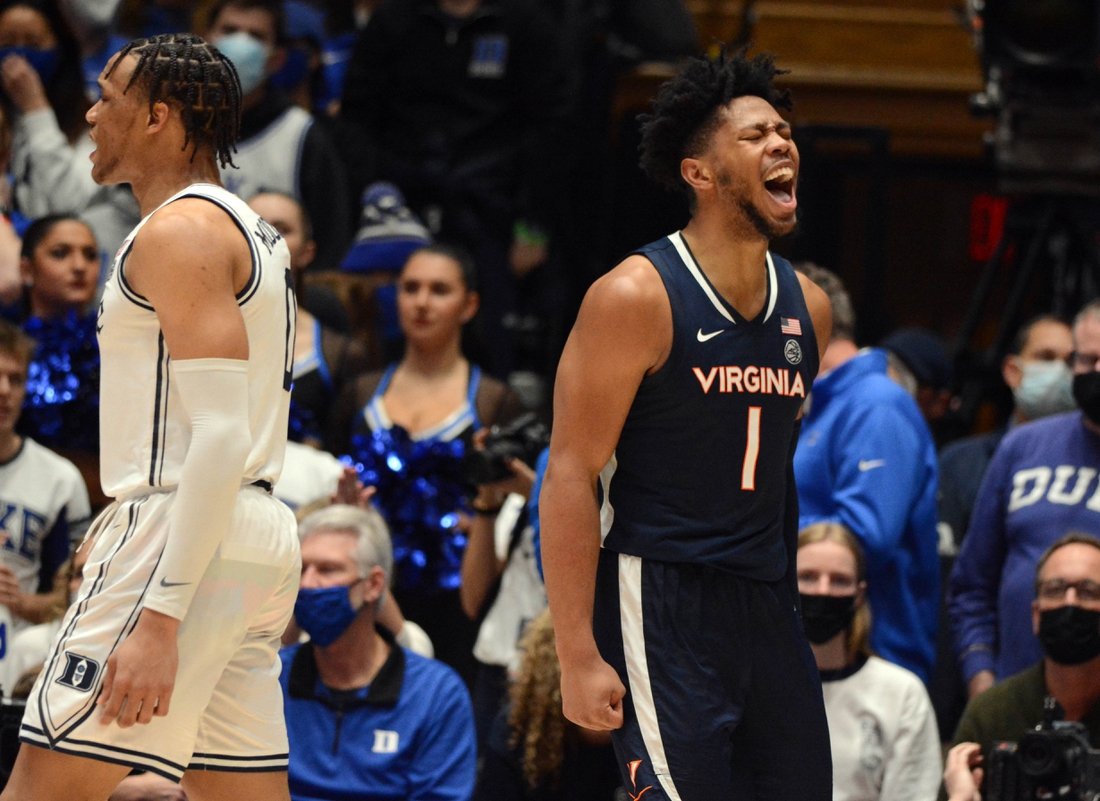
[106, 33, 241, 169]
[639, 48, 793, 194]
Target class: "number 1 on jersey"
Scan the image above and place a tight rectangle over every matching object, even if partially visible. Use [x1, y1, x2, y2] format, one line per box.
[742, 406, 761, 491]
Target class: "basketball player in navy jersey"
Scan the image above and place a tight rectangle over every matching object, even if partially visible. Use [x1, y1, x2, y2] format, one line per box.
[541, 51, 834, 800]
[4, 35, 300, 801]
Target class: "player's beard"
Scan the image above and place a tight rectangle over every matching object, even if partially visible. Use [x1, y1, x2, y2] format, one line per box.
[715, 166, 798, 241]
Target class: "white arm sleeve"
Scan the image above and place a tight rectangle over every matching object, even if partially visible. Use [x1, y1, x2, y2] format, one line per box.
[143, 358, 252, 620]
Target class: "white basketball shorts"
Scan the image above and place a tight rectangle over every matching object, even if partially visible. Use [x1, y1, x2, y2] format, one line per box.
[20, 485, 300, 780]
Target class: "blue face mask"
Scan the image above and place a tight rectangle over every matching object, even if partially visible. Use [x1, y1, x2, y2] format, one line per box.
[294, 584, 363, 648]
[0, 46, 58, 85]
[269, 46, 309, 91]
[1014, 359, 1076, 421]
[214, 32, 270, 95]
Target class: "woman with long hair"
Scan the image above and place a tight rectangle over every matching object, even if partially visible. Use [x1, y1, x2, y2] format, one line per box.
[0, 0, 138, 257]
[16, 214, 99, 456]
[332, 243, 523, 685]
[248, 191, 369, 449]
[474, 610, 620, 801]
[797, 523, 942, 801]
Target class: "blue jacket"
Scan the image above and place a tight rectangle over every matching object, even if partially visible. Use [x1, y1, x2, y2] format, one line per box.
[794, 349, 940, 683]
[948, 412, 1100, 683]
[281, 631, 477, 801]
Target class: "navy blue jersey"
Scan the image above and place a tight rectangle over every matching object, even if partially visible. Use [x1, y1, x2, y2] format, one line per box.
[600, 232, 818, 580]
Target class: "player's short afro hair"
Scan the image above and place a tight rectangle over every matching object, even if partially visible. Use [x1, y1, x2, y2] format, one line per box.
[639, 48, 792, 193]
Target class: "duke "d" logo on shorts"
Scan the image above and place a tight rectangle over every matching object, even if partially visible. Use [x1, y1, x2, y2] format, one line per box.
[56, 652, 100, 692]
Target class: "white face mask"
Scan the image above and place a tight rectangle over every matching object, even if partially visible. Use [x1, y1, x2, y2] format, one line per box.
[1013, 359, 1075, 420]
[214, 32, 272, 95]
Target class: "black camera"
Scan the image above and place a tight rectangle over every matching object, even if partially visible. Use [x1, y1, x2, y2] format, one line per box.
[463, 413, 550, 485]
[987, 698, 1100, 801]
[968, 0, 1100, 195]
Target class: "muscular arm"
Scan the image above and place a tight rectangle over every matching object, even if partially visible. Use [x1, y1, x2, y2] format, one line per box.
[131, 201, 252, 618]
[540, 255, 669, 729]
[97, 200, 253, 727]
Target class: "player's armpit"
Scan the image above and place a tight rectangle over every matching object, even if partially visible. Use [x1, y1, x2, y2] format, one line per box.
[124, 199, 251, 362]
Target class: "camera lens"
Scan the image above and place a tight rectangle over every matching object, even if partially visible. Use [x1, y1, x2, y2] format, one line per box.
[1002, 0, 1094, 64]
[1018, 732, 1062, 779]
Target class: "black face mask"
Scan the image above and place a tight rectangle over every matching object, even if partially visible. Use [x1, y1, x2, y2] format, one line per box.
[1072, 372, 1100, 426]
[799, 593, 856, 645]
[1038, 605, 1100, 666]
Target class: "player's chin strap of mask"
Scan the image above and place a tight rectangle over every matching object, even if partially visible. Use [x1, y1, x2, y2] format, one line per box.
[144, 358, 253, 621]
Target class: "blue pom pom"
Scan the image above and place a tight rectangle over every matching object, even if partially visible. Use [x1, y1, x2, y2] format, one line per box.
[344, 424, 472, 592]
[21, 311, 99, 452]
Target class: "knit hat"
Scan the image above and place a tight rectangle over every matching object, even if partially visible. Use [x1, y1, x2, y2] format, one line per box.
[340, 182, 432, 273]
[881, 327, 953, 389]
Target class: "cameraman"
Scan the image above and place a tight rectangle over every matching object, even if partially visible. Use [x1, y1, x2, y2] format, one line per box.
[461, 440, 548, 748]
[944, 532, 1100, 801]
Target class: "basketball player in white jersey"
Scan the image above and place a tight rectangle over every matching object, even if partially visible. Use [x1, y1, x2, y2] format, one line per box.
[3, 33, 300, 801]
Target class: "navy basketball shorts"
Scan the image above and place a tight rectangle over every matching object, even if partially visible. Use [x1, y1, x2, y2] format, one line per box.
[593, 549, 832, 801]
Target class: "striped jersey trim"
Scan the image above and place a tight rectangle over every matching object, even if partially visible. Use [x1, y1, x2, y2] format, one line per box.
[19, 727, 185, 780]
[149, 332, 170, 487]
[116, 249, 155, 311]
[618, 553, 684, 801]
[188, 752, 290, 772]
[39, 500, 143, 739]
[669, 232, 779, 326]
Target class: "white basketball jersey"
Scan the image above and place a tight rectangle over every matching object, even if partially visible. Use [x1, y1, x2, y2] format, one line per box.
[97, 183, 295, 499]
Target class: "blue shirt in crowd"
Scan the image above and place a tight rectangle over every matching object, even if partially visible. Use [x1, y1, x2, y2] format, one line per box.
[949, 411, 1100, 683]
[280, 632, 477, 801]
[794, 348, 940, 683]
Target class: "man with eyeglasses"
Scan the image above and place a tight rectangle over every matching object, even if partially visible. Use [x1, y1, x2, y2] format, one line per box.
[950, 299, 1100, 701]
[944, 533, 1100, 801]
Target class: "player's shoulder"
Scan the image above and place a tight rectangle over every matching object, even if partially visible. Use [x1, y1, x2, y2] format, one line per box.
[792, 268, 832, 341]
[582, 253, 667, 315]
[134, 196, 246, 253]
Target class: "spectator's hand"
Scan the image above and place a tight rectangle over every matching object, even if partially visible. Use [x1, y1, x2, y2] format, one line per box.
[0, 55, 50, 114]
[0, 564, 28, 619]
[470, 429, 537, 508]
[968, 670, 995, 699]
[473, 457, 537, 512]
[109, 773, 188, 801]
[559, 651, 625, 731]
[98, 609, 179, 728]
[509, 239, 547, 278]
[944, 742, 984, 801]
[331, 465, 377, 509]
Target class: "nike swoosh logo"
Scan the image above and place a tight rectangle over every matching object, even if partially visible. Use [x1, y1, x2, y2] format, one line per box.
[159, 578, 190, 588]
[858, 459, 886, 472]
[697, 328, 725, 342]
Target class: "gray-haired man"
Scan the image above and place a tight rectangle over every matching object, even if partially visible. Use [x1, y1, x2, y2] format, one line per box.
[280, 505, 476, 801]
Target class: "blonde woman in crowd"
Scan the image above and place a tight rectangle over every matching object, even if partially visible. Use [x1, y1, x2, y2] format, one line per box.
[474, 610, 620, 801]
[797, 522, 942, 801]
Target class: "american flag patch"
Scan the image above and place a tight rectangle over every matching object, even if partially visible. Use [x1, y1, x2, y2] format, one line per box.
[781, 317, 802, 336]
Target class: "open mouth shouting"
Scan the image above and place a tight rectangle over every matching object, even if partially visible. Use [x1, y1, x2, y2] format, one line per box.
[762, 162, 797, 212]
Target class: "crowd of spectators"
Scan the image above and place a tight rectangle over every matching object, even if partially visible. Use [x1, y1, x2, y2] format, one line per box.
[0, 1, 1096, 800]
